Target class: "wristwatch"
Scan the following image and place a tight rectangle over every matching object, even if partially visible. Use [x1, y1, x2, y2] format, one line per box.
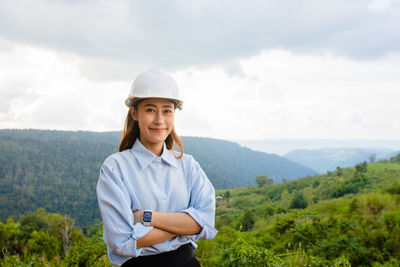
[142, 210, 152, 226]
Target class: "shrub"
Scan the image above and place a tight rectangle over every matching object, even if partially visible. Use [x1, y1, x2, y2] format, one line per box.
[290, 193, 308, 209]
[221, 231, 284, 267]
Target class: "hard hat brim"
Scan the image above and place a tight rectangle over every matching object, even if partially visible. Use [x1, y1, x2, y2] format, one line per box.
[125, 96, 183, 110]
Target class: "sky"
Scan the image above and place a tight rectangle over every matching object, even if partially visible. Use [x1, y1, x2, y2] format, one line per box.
[0, 0, 399, 141]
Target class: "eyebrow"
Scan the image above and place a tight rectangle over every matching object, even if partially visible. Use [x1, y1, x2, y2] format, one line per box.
[143, 103, 174, 108]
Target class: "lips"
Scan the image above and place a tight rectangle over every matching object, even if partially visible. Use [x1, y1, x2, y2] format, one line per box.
[149, 128, 167, 132]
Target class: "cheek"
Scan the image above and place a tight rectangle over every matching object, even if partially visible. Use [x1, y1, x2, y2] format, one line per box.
[138, 113, 152, 124]
[167, 116, 175, 126]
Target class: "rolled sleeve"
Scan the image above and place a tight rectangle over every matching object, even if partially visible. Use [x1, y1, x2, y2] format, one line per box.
[97, 158, 152, 258]
[182, 157, 218, 241]
[183, 207, 217, 241]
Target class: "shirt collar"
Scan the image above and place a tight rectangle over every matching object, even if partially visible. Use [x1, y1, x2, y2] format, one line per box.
[131, 139, 178, 169]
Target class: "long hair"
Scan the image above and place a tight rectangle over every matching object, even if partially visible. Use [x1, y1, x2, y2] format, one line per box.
[119, 103, 184, 159]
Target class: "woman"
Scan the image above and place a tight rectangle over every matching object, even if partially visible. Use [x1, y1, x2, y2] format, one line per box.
[96, 68, 217, 267]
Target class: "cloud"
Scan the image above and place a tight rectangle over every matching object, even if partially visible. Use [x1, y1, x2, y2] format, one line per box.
[171, 50, 400, 140]
[1, 2, 399, 141]
[0, 40, 128, 131]
[0, 0, 399, 71]
[1, 41, 399, 139]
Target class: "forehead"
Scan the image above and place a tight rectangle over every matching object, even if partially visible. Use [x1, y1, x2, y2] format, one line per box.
[139, 98, 175, 107]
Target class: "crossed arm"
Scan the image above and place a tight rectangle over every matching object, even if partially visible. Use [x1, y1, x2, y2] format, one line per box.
[133, 211, 202, 248]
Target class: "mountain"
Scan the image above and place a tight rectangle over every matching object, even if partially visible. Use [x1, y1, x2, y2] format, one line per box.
[181, 137, 316, 188]
[0, 129, 315, 225]
[235, 138, 400, 155]
[285, 147, 399, 174]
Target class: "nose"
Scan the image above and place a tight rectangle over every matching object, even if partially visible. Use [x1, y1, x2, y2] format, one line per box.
[154, 110, 163, 124]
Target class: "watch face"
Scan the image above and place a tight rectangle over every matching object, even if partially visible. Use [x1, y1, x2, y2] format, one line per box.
[143, 211, 152, 222]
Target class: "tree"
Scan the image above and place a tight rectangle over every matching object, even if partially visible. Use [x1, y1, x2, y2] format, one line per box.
[256, 175, 273, 187]
[66, 228, 107, 267]
[390, 153, 400, 163]
[20, 213, 49, 234]
[355, 161, 368, 173]
[290, 192, 308, 209]
[280, 189, 292, 208]
[369, 153, 376, 163]
[27, 230, 60, 259]
[223, 190, 231, 200]
[336, 166, 343, 177]
[237, 210, 255, 231]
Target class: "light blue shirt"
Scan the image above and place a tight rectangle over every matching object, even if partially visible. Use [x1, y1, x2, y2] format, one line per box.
[96, 139, 217, 266]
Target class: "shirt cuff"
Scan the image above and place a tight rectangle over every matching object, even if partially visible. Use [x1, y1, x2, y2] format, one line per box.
[183, 207, 217, 241]
[133, 222, 153, 240]
[130, 222, 153, 256]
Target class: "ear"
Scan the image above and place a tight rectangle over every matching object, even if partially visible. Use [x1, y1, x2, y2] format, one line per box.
[129, 107, 138, 121]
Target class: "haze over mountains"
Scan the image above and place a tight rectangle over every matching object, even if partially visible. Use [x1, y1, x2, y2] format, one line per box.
[285, 148, 399, 174]
[236, 138, 400, 156]
[236, 138, 400, 173]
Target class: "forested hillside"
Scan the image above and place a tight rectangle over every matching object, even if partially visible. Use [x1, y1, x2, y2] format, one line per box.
[0, 129, 315, 225]
[285, 147, 398, 173]
[182, 137, 315, 187]
[0, 129, 316, 187]
[1, 154, 400, 266]
[0, 135, 115, 225]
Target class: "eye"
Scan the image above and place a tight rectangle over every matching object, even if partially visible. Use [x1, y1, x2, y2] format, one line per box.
[164, 109, 173, 114]
[145, 108, 155, 112]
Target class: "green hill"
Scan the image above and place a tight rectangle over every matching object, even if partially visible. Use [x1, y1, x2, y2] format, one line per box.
[194, 155, 400, 266]
[181, 136, 316, 188]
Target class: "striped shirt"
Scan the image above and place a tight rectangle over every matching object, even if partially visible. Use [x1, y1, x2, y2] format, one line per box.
[96, 139, 217, 266]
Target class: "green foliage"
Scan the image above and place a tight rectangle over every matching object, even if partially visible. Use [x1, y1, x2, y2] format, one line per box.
[224, 190, 231, 199]
[0, 219, 21, 257]
[385, 183, 400, 194]
[336, 166, 343, 177]
[256, 175, 273, 188]
[221, 231, 284, 267]
[331, 169, 370, 198]
[355, 161, 368, 173]
[209, 159, 400, 266]
[0, 210, 91, 266]
[236, 210, 256, 231]
[390, 153, 400, 163]
[289, 193, 308, 209]
[0, 134, 116, 226]
[27, 230, 60, 259]
[66, 229, 109, 267]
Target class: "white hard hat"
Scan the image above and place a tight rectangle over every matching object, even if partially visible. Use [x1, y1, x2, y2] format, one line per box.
[125, 68, 183, 109]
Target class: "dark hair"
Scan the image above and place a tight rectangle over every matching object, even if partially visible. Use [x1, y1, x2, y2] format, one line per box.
[119, 101, 184, 158]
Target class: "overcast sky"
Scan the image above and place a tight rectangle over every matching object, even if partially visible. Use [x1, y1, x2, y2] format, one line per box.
[0, 0, 399, 141]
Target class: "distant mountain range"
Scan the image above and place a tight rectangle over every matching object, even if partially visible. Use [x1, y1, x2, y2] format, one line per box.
[0, 129, 315, 225]
[235, 138, 400, 155]
[284, 148, 399, 174]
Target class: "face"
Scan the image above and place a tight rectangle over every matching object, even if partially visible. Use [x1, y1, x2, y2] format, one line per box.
[131, 98, 175, 154]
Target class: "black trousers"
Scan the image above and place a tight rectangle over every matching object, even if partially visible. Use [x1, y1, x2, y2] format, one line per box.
[121, 244, 201, 267]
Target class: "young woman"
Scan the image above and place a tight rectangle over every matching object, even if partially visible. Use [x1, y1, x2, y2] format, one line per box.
[96, 68, 217, 266]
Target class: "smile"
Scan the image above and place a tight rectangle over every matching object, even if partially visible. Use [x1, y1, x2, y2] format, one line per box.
[150, 128, 167, 132]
